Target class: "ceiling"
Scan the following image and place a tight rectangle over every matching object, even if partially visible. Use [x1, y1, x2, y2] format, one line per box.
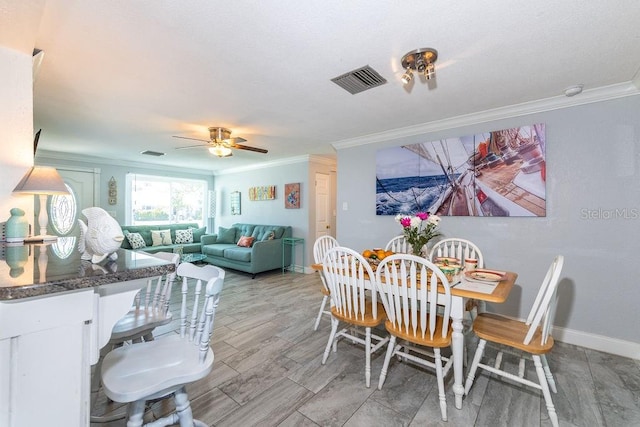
[3, 1, 640, 173]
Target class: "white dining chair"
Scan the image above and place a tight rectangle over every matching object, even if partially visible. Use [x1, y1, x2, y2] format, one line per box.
[384, 235, 411, 254]
[312, 235, 339, 330]
[375, 253, 454, 421]
[429, 238, 484, 268]
[321, 246, 389, 387]
[464, 255, 564, 427]
[429, 238, 485, 320]
[100, 262, 225, 427]
[91, 251, 180, 422]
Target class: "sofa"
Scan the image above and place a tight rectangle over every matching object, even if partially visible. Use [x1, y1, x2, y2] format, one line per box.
[200, 223, 292, 278]
[119, 223, 212, 254]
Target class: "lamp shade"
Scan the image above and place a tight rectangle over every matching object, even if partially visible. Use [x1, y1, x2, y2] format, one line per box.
[12, 166, 69, 195]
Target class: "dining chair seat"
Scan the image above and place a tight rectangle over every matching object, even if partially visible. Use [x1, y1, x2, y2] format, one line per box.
[385, 316, 452, 348]
[330, 301, 386, 328]
[472, 312, 554, 354]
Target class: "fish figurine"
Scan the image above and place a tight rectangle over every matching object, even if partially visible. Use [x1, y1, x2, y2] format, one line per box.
[77, 207, 125, 263]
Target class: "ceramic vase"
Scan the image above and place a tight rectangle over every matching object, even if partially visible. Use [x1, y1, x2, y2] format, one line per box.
[6, 208, 29, 243]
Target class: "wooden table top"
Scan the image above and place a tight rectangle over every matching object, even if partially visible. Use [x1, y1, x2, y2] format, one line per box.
[311, 263, 516, 304]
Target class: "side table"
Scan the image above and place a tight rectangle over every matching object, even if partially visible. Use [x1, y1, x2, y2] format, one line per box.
[282, 237, 305, 273]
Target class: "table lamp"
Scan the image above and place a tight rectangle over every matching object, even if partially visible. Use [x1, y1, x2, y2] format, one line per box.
[12, 166, 69, 242]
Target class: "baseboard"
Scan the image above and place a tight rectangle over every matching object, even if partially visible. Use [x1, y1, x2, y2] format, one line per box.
[553, 326, 640, 360]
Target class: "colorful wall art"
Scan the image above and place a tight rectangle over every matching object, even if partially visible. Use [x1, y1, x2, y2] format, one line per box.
[376, 124, 546, 217]
[284, 182, 301, 209]
[248, 185, 276, 201]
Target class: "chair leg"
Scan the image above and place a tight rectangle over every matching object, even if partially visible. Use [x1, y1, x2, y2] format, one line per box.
[365, 327, 371, 388]
[533, 355, 559, 427]
[541, 354, 558, 393]
[434, 348, 448, 422]
[126, 400, 146, 427]
[313, 295, 329, 331]
[378, 336, 397, 390]
[174, 386, 195, 427]
[322, 317, 339, 364]
[464, 339, 487, 395]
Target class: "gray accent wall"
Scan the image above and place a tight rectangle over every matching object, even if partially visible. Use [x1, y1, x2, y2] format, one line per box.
[336, 94, 640, 346]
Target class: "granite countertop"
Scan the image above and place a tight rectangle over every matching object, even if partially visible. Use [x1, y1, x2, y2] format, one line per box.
[0, 241, 175, 301]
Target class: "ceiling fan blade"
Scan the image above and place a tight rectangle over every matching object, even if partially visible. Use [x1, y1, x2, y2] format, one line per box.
[225, 137, 247, 145]
[175, 143, 209, 150]
[172, 135, 209, 143]
[234, 144, 268, 154]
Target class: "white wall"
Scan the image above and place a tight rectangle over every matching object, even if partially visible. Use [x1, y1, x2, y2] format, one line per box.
[336, 95, 640, 358]
[0, 46, 36, 222]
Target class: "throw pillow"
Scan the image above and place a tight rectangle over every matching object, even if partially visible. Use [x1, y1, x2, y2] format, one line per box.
[190, 226, 207, 243]
[262, 230, 276, 241]
[237, 235, 255, 247]
[151, 229, 173, 246]
[174, 228, 193, 244]
[125, 232, 147, 249]
[217, 226, 237, 244]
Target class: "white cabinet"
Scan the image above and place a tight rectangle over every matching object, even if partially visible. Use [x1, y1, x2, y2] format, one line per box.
[0, 278, 149, 426]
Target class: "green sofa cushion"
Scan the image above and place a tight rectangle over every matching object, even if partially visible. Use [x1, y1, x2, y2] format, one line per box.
[190, 226, 207, 243]
[223, 247, 252, 262]
[217, 227, 237, 244]
[202, 243, 236, 257]
[250, 225, 284, 241]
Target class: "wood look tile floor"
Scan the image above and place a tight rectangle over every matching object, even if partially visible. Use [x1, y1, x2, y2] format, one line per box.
[91, 269, 640, 427]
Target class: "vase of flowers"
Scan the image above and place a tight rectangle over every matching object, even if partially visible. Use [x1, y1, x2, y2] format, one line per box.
[394, 212, 442, 257]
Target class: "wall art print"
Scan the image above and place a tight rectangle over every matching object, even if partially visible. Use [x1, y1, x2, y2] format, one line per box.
[284, 182, 301, 209]
[376, 123, 546, 217]
[248, 185, 276, 201]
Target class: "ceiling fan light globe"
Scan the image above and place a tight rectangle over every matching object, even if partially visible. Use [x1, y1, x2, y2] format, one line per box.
[209, 146, 232, 157]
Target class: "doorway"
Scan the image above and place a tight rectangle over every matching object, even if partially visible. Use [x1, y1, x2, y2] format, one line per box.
[315, 172, 333, 240]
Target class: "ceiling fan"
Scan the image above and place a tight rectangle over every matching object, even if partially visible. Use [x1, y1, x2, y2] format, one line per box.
[173, 127, 268, 157]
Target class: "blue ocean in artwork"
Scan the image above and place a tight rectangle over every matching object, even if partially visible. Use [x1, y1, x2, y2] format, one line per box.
[376, 175, 458, 215]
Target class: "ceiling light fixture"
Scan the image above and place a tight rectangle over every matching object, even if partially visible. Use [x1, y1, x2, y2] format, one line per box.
[401, 68, 413, 84]
[208, 145, 232, 157]
[400, 48, 438, 84]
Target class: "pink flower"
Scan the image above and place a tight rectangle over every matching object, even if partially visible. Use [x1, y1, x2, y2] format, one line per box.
[400, 217, 412, 228]
[416, 212, 429, 221]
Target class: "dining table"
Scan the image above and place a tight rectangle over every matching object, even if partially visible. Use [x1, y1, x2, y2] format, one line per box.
[311, 260, 517, 410]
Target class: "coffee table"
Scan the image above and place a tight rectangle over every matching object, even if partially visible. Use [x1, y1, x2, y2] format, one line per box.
[180, 253, 207, 263]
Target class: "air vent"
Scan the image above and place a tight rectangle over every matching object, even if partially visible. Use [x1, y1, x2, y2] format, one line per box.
[141, 150, 166, 157]
[331, 65, 387, 95]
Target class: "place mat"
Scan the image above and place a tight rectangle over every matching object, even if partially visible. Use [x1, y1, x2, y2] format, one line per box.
[453, 276, 498, 294]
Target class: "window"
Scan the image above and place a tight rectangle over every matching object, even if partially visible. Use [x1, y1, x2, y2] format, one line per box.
[126, 174, 207, 226]
[50, 183, 78, 235]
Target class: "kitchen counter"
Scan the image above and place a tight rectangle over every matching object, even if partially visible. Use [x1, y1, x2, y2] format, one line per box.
[0, 239, 176, 426]
[0, 239, 175, 300]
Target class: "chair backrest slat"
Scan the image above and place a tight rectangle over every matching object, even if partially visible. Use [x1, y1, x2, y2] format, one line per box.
[376, 254, 452, 340]
[323, 246, 380, 322]
[524, 255, 564, 345]
[385, 235, 411, 254]
[175, 262, 225, 363]
[429, 238, 484, 269]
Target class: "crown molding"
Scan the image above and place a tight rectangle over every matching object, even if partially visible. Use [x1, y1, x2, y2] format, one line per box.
[332, 81, 640, 150]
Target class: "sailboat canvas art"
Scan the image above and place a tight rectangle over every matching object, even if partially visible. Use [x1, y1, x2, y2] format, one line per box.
[376, 124, 546, 217]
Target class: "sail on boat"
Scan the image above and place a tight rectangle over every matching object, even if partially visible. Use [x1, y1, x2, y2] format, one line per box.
[376, 124, 546, 217]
